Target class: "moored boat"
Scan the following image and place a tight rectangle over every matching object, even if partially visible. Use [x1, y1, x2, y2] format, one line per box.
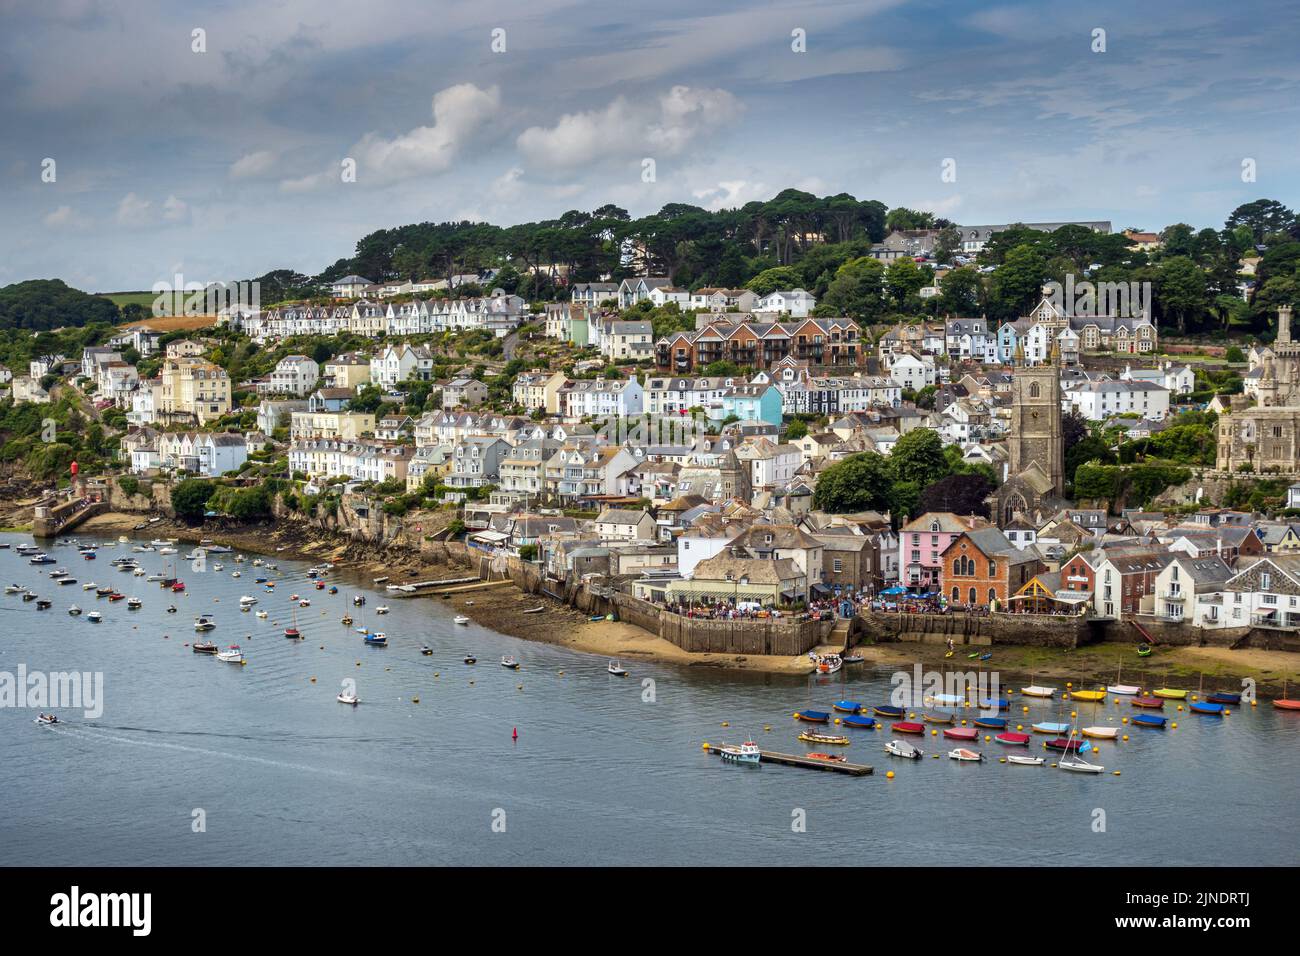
[840, 715, 876, 729]
[1045, 738, 1085, 752]
[194, 616, 216, 632]
[68, 605, 82, 616]
[1131, 696, 1164, 709]
[832, 700, 862, 714]
[500, 655, 520, 669]
[1082, 726, 1119, 739]
[1058, 754, 1105, 773]
[1020, 685, 1057, 698]
[337, 691, 360, 705]
[1006, 754, 1044, 766]
[884, 739, 923, 759]
[973, 716, 1007, 729]
[1031, 721, 1070, 734]
[891, 721, 925, 735]
[922, 709, 955, 724]
[1069, 689, 1107, 702]
[943, 727, 978, 741]
[995, 732, 1031, 746]
[873, 705, 905, 719]
[805, 752, 847, 763]
[1153, 687, 1187, 699]
[192, 641, 218, 654]
[454, 615, 470, 625]
[948, 748, 983, 762]
[1131, 714, 1167, 728]
[86, 611, 102, 623]
[1189, 701, 1225, 716]
[364, 632, 388, 647]
[1206, 692, 1241, 705]
[1107, 684, 1141, 695]
[798, 730, 850, 746]
[720, 741, 761, 765]
[608, 659, 628, 676]
[978, 698, 1010, 711]
[794, 710, 831, 724]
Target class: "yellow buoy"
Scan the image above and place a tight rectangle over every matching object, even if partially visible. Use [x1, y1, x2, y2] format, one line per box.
[1070, 711, 1077, 718]
[702, 742, 709, 750]
[309, 676, 316, 683]
[1171, 721, 1177, 728]
[1016, 724, 1024, 731]
[1122, 735, 1129, 741]
[722, 721, 729, 727]
[931, 729, 938, 736]
[984, 735, 991, 742]
[1113, 770, 1121, 776]
[1022, 706, 1029, 713]
[886, 770, 894, 779]
[834, 718, 841, 725]
[412, 697, 419, 703]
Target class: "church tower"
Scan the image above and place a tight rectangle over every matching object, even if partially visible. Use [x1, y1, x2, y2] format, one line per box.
[1009, 361, 1064, 497]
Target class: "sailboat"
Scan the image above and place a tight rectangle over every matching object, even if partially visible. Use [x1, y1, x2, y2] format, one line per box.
[284, 607, 302, 640]
[1106, 661, 1140, 696]
[1275, 678, 1300, 711]
[1081, 690, 1118, 739]
[1056, 716, 1104, 773]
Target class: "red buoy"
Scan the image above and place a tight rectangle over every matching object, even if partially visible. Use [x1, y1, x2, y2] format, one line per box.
[512, 727, 518, 740]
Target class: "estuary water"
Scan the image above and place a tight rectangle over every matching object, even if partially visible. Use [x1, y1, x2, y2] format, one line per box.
[1, 532, 1295, 866]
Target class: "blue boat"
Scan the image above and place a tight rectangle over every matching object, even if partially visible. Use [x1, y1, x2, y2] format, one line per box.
[1031, 721, 1070, 734]
[873, 705, 905, 719]
[363, 633, 388, 647]
[979, 698, 1010, 711]
[1132, 714, 1167, 728]
[1189, 701, 1225, 716]
[833, 700, 863, 714]
[973, 716, 1007, 729]
[794, 710, 830, 724]
[979, 653, 992, 661]
[841, 715, 877, 729]
[1206, 692, 1240, 705]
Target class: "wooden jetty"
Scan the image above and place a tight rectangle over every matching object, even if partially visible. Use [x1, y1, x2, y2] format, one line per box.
[385, 576, 482, 597]
[703, 743, 872, 776]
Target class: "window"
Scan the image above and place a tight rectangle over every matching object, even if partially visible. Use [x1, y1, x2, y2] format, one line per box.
[988, 561, 996, 576]
[969, 587, 977, 604]
[832, 559, 843, 573]
[988, 588, 996, 604]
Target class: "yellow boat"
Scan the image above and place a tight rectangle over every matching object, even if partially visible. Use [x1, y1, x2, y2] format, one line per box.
[798, 731, 850, 746]
[1153, 688, 1188, 700]
[1070, 690, 1107, 702]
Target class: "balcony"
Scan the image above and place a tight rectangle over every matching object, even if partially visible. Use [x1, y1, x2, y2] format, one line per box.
[1159, 590, 1185, 602]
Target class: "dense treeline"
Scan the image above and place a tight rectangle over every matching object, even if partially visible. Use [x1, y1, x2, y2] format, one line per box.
[0, 279, 120, 332]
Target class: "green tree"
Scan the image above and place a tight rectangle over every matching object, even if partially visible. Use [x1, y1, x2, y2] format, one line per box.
[171, 479, 215, 522]
[890, 428, 949, 488]
[811, 453, 892, 513]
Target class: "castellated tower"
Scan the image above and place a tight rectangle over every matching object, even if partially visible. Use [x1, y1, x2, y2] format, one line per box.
[1009, 362, 1064, 497]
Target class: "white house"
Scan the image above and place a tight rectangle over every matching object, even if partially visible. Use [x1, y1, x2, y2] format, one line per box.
[1064, 380, 1170, 421]
[561, 377, 644, 418]
[756, 289, 816, 317]
[888, 352, 938, 392]
[270, 355, 320, 396]
[370, 344, 434, 387]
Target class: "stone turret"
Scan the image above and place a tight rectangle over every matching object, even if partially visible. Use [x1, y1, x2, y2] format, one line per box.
[1279, 304, 1294, 347]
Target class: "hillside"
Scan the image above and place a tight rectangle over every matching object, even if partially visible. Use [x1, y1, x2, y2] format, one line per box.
[0, 279, 121, 331]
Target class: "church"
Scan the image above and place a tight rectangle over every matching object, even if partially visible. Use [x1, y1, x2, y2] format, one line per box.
[1217, 305, 1300, 474]
[986, 345, 1071, 527]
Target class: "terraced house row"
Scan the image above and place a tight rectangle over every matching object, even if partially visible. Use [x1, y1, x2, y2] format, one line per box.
[655, 316, 866, 372]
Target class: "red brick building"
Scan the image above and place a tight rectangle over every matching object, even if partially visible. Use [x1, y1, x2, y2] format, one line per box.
[939, 528, 1043, 609]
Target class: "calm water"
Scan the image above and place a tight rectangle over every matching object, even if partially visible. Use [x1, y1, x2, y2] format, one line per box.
[1, 531, 1295, 866]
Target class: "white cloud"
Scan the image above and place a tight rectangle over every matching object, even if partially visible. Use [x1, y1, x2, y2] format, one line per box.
[43, 205, 88, 229]
[115, 192, 153, 227]
[692, 179, 770, 211]
[517, 86, 741, 171]
[229, 150, 278, 180]
[162, 194, 189, 222]
[349, 83, 500, 184]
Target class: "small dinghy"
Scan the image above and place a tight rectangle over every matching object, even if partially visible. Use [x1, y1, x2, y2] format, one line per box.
[1069, 690, 1107, 702]
[885, 739, 923, 759]
[1132, 714, 1167, 728]
[1020, 685, 1057, 698]
[832, 700, 863, 714]
[922, 710, 956, 724]
[1189, 701, 1225, 716]
[1153, 687, 1187, 700]
[943, 727, 978, 741]
[216, 645, 243, 663]
[1006, 754, 1044, 766]
[798, 730, 850, 746]
[1045, 738, 1086, 752]
[841, 715, 876, 729]
[35, 599, 52, 610]
[891, 721, 926, 735]
[420, 645, 434, 656]
[948, 748, 983, 762]
[804, 752, 847, 763]
[454, 615, 470, 625]
[1058, 754, 1105, 773]
[87, 611, 102, 623]
[194, 616, 216, 632]
[68, 605, 82, 616]
[500, 655, 520, 669]
[608, 659, 628, 676]
[873, 705, 905, 719]
[127, 597, 142, 609]
[82, 581, 97, 590]
[1082, 726, 1118, 739]
[794, 710, 830, 724]
[337, 691, 360, 705]
[977, 698, 1010, 711]
[463, 654, 477, 665]
[927, 693, 964, 707]
[1107, 684, 1141, 695]
[364, 633, 388, 647]
[375, 605, 390, 615]
[995, 732, 1031, 746]
[256, 610, 268, 619]
[1032, 721, 1070, 734]
[973, 716, 1007, 729]
[192, 641, 218, 654]
[1206, 692, 1241, 705]
[1131, 696, 1164, 709]
[34, 713, 59, 725]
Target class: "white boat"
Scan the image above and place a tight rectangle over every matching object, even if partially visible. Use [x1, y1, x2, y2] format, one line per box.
[608, 659, 628, 676]
[337, 692, 360, 705]
[4, 584, 21, 594]
[82, 581, 97, 590]
[454, 615, 470, 625]
[231, 571, 241, 578]
[375, 605, 390, 615]
[251, 558, 263, 567]
[1007, 754, 1045, 766]
[500, 656, 520, 669]
[1081, 726, 1119, 739]
[194, 616, 216, 632]
[1019, 685, 1058, 698]
[212, 563, 224, 572]
[239, 595, 258, 607]
[1058, 754, 1105, 773]
[127, 597, 142, 609]
[158, 546, 177, 555]
[948, 748, 984, 762]
[1106, 684, 1141, 696]
[133, 568, 147, 576]
[256, 610, 268, 619]
[87, 611, 102, 623]
[885, 739, 923, 759]
[719, 741, 761, 765]
[146, 573, 164, 582]
[813, 653, 842, 675]
[216, 645, 243, 663]
[68, 605, 82, 616]
[133, 545, 155, 553]
[149, 539, 173, 547]
[298, 599, 310, 607]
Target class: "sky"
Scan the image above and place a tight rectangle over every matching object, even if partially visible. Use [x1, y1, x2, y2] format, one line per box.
[2, 0, 1298, 292]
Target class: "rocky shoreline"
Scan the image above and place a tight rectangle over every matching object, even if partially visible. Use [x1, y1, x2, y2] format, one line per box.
[55, 509, 1300, 690]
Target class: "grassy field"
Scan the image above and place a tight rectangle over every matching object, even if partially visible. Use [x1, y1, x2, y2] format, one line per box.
[118, 314, 220, 332]
[97, 291, 164, 312]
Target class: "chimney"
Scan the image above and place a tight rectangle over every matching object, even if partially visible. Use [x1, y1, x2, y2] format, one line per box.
[1280, 304, 1294, 346]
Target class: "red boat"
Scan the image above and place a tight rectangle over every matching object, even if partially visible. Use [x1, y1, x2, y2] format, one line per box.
[1045, 738, 1085, 752]
[171, 581, 186, 592]
[943, 727, 978, 741]
[892, 721, 926, 735]
[284, 627, 301, 639]
[108, 593, 125, 602]
[1275, 699, 1300, 711]
[805, 752, 846, 763]
[1131, 696, 1164, 708]
[315, 581, 325, 590]
[995, 732, 1031, 746]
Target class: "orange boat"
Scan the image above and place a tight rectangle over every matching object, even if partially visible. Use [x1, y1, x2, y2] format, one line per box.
[805, 752, 847, 763]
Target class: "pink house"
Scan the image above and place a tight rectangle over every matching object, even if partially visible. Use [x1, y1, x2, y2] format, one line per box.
[899, 512, 989, 592]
